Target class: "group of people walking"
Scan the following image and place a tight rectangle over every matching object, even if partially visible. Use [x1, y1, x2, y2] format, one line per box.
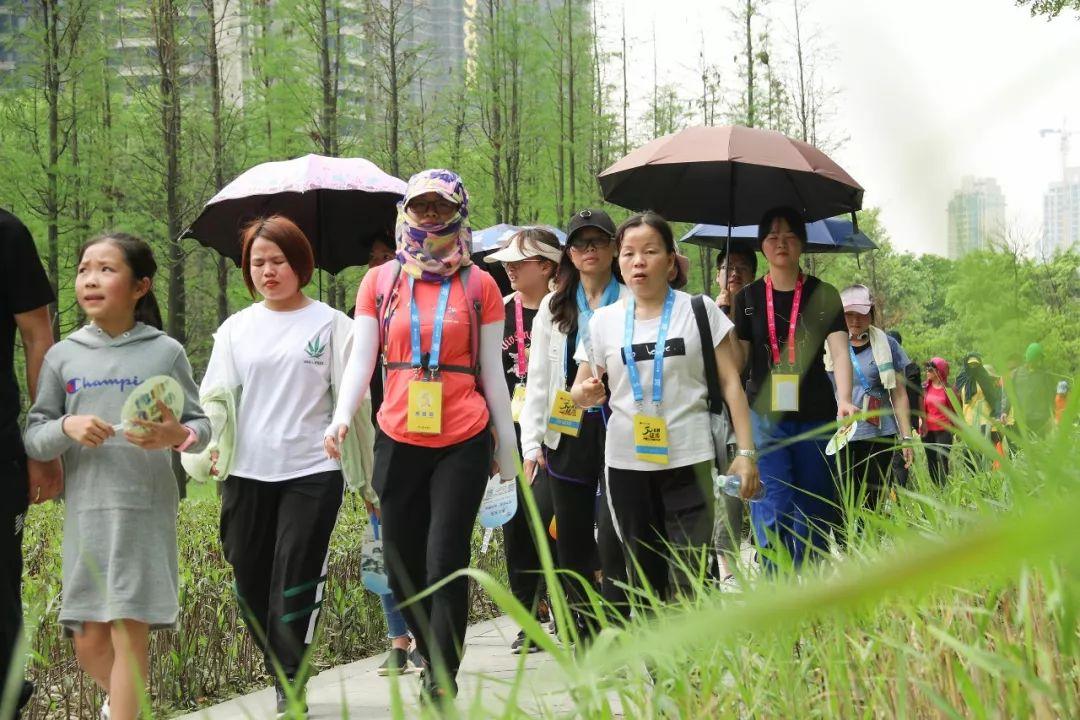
[3, 165, 1064, 719]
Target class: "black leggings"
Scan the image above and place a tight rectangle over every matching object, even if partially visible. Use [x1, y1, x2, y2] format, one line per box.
[372, 429, 491, 690]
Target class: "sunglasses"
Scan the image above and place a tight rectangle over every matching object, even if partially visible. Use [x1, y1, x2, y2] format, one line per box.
[568, 235, 613, 252]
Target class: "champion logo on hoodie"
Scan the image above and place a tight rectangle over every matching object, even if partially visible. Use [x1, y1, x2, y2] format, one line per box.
[65, 375, 142, 395]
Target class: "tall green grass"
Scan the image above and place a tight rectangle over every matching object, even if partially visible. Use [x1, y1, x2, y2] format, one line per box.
[13, 493, 509, 719]
[9, 402, 1079, 718]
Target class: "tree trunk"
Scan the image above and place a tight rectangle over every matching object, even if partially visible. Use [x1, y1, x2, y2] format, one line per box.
[205, 0, 229, 325]
[745, 0, 755, 128]
[566, 0, 576, 213]
[43, 0, 60, 339]
[621, 6, 628, 155]
[152, 0, 185, 345]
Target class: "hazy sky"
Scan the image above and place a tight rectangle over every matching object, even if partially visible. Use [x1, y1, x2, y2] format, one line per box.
[597, 0, 1080, 256]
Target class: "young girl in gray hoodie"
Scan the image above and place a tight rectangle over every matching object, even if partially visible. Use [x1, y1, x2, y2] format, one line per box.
[24, 233, 209, 720]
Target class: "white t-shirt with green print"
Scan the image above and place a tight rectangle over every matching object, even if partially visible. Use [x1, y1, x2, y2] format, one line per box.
[211, 299, 343, 481]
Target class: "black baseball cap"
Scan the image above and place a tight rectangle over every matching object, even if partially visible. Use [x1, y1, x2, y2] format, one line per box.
[566, 208, 616, 243]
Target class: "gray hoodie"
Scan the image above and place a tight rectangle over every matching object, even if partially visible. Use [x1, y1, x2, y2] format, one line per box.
[24, 322, 209, 629]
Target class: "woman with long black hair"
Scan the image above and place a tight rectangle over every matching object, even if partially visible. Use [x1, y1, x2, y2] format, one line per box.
[518, 209, 629, 639]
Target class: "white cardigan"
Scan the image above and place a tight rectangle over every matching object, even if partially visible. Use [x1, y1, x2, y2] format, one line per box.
[518, 285, 630, 460]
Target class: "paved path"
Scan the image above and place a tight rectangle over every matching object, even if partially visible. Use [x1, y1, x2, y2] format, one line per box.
[176, 615, 608, 719]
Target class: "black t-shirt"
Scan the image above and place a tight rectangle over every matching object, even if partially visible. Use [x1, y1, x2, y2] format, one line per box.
[732, 274, 845, 422]
[1, 209, 55, 459]
[501, 296, 537, 397]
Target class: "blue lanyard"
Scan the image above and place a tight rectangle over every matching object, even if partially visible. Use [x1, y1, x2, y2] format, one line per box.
[408, 277, 452, 374]
[623, 288, 676, 409]
[571, 276, 620, 379]
[849, 344, 875, 395]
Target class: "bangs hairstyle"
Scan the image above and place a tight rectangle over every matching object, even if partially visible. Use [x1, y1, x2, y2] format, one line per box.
[77, 232, 163, 330]
[717, 246, 759, 277]
[757, 206, 808, 246]
[240, 215, 315, 297]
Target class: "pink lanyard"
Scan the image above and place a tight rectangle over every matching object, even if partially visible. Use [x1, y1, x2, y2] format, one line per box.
[765, 273, 804, 368]
[514, 293, 527, 380]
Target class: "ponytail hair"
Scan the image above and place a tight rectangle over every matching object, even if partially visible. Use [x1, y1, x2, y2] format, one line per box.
[77, 232, 164, 330]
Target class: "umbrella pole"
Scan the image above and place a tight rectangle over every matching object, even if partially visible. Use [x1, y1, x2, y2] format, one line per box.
[317, 190, 325, 303]
[723, 170, 735, 292]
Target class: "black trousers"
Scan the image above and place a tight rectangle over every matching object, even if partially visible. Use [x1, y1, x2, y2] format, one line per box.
[835, 437, 896, 547]
[501, 468, 556, 618]
[1, 456, 28, 709]
[923, 430, 952, 484]
[372, 429, 491, 690]
[547, 469, 627, 630]
[220, 470, 344, 682]
[606, 462, 715, 602]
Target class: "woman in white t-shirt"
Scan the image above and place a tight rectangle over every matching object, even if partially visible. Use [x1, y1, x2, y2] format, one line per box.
[570, 211, 760, 599]
[201, 215, 359, 713]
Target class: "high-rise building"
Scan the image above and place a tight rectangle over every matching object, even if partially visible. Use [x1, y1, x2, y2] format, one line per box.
[405, 0, 469, 102]
[946, 176, 1007, 259]
[1042, 167, 1080, 256]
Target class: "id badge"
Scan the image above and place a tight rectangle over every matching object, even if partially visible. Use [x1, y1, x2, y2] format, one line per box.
[771, 373, 800, 412]
[547, 389, 583, 437]
[864, 395, 882, 427]
[633, 414, 669, 465]
[407, 380, 443, 434]
[511, 384, 527, 423]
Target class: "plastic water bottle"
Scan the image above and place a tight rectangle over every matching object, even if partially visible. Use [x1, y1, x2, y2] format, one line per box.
[714, 473, 765, 502]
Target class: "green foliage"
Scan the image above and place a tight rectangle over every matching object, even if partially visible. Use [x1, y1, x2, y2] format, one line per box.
[1016, 0, 1080, 18]
[17, 491, 509, 717]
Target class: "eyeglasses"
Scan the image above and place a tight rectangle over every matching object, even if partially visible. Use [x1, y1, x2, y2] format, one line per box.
[407, 199, 458, 216]
[569, 235, 613, 252]
[719, 263, 754, 277]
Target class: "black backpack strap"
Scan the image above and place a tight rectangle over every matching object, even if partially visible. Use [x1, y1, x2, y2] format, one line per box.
[691, 294, 724, 415]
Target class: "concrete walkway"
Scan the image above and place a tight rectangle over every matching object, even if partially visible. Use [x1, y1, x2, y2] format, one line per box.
[176, 616, 603, 719]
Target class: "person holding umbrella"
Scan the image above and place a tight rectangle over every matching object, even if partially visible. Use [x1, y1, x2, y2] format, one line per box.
[714, 246, 758, 313]
[194, 215, 370, 715]
[570, 211, 760, 600]
[712, 245, 757, 584]
[324, 169, 517, 707]
[731, 207, 858, 572]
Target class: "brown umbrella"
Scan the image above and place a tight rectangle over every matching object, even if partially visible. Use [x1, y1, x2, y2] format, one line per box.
[598, 125, 863, 226]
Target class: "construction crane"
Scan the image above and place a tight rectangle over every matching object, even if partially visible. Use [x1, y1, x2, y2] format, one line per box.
[1039, 122, 1076, 181]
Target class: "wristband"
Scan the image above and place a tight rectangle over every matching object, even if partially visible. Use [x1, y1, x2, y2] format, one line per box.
[174, 425, 198, 452]
[735, 448, 757, 460]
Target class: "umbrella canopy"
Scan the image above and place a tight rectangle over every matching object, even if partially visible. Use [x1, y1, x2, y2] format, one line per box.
[681, 217, 877, 254]
[471, 223, 567, 254]
[182, 154, 407, 274]
[598, 125, 863, 225]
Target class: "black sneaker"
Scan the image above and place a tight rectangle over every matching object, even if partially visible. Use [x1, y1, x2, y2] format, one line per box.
[377, 647, 411, 676]
[275, 679, 308, 718]
[418, 667, 455, 711]
[510, 629, 541, 654]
